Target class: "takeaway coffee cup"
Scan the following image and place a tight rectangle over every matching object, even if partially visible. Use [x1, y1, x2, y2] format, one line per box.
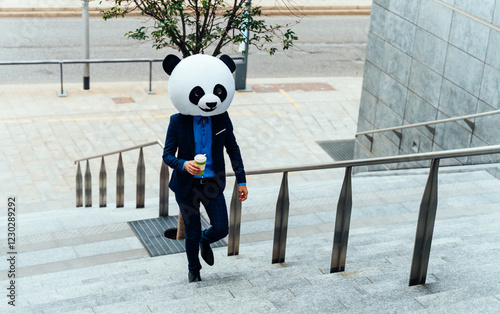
[194, 154, 207, 175]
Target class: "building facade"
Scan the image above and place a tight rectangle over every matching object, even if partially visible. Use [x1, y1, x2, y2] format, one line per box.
[355, 0, 500, 169]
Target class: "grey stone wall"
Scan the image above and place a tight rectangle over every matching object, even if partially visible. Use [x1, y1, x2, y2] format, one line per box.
[355, 0, 500, 169]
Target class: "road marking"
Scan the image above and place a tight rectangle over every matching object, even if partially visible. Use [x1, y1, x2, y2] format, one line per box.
[0, 111, 283, 124]
[279, 89, 303, 112]
[0, 119, 32, 124]
[229, 111, 283, 116]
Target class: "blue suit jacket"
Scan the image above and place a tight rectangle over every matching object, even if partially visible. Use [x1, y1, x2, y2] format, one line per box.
[162, 112, 246, 197]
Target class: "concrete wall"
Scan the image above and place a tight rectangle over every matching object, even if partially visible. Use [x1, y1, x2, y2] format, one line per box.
[355, 0, 500, 169]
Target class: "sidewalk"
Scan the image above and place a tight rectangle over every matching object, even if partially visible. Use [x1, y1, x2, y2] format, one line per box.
[0, 76, 362, 214]
[0, 0, 372, 17]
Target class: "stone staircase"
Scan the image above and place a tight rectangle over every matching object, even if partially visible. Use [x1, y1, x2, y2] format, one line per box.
[3, 167, 500, 313]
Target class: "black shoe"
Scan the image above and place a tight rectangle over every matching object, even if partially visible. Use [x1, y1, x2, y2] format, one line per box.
[199, 243, 214, 266]
[188, 271, 202, 283]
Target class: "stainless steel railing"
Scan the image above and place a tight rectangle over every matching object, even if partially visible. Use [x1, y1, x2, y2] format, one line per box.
[225, 144, 500, 286]
[74, 140, 500, 286]
[0, 58, 163, 96]
[356, 109, 500, 152]
[0, 56, 246, 96]
[74, 140, 170, 216]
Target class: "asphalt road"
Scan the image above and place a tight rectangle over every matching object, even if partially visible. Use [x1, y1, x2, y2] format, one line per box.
[0, 15, 369, 84]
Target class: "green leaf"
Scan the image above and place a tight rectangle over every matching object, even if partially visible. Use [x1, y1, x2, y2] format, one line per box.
[101, 0, 299, 56]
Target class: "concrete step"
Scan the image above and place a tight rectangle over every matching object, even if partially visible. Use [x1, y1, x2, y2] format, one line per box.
[414, 296, 500, 313]
[2, 170, 499, 283]
[3, 169, 496, 239]
[10, 203, 500, 312]
[4, 169, 500, 312]
[414, 284, 500, 312]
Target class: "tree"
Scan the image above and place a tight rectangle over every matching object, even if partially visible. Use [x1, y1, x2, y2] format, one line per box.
[100, 0, 299, 57]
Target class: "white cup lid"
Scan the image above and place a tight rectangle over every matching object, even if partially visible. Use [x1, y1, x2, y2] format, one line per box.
[194, 154, 206, 162]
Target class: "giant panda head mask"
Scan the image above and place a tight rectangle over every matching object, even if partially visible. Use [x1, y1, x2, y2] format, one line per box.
[163, 54, 236, 117]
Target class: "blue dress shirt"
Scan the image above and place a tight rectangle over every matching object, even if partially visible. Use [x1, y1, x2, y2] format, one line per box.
[183, 116, 246, 186]
[193, 116, 215, 179]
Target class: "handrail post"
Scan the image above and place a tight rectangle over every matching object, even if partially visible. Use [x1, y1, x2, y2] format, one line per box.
[147, 60, 155, 94]
[409, 158, 440, 286]
[272, 172, 290, 264]
[159, 161, 169, 217]
[136, 148, 145, 208]
[116, 153, 124, 208]
[393, 130, 402, 150]
[76, 161, 83, 207]
[84, 160, 92, 207]
[365, 134, 373, 152]
[464, 118, 475, 139]
[57, 63, 67, 97]
[330, 166, 353, 273]
[99, 157, 107, 207]
[228, 180, 242, 256]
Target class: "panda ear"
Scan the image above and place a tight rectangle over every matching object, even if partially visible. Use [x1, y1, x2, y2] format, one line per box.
[163, 55, 181, 75]
[219, 54, 236, 73]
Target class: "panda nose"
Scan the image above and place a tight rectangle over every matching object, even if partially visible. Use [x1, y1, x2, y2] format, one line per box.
[206, 102, 217, 108]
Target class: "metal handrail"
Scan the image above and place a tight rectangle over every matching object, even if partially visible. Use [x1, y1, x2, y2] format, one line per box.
[0, 58, 164, 65]
[226, 144, 500, 176]
[75, 138, 500, 287]
[224, 144, 500, 287]
[74, 139, 168, 214]
[356, 109, 500, 137]
[74, 140, 163, 164]
[0, 58, 164, 96]
[0, 56, 246, 96]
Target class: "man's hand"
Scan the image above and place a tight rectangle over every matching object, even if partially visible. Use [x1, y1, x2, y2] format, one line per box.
[184, 160, 201, 175]
[238, 185, 248, 202]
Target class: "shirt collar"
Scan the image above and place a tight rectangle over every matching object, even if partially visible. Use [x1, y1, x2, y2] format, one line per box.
[194, 116, 210, 125]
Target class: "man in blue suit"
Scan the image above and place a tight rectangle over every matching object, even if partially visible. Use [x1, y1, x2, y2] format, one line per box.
[162, 54, 248, 282]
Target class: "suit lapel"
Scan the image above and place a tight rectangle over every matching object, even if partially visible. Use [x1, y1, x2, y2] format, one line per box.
[211, 112, 227, 137]
[211, 114, 220, 137]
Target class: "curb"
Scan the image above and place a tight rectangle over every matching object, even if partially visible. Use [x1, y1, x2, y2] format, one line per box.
[262, 6, 371, 16]
[0, 6, 371, 18]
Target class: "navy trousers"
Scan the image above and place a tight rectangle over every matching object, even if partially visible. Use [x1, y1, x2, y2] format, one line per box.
[175, 179, 229, 273]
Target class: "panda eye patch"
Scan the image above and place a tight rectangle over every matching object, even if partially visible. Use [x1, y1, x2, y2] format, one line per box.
[189, 86, 205, 105]
[213, 84, 227, 102]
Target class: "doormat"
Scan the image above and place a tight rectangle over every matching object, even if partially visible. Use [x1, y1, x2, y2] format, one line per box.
[317, 139, 356, 161]
[128, 216, 227, 257]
